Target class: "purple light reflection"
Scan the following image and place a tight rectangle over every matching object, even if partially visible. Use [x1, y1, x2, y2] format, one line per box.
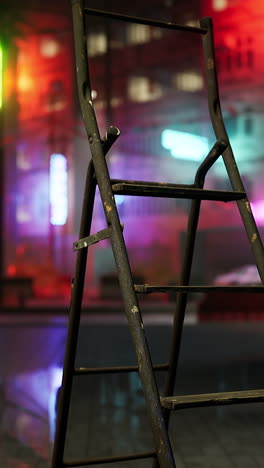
[49, 366, 63, 391]
[48, 366, 63, 442]
[251, 200, 264, 224]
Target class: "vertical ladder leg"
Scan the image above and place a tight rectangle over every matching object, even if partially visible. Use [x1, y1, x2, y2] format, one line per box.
[201, 16, 264, 281]
[152, 200, 202, 468]
[153, 140, 227, 468]
[51, 160, 97, 468]
[164, 140, 227, 407]
[69, 1, 176, 466]
[52, 127, 120, 468]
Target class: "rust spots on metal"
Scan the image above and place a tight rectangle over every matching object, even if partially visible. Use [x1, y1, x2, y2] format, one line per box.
[245, 201, 251, 213]
[207, 58, 214, 69]
[138, 352, 143, 373]
[131, 305, 139, 314]
[251, 233, 257, 243]
[158, 440, 164, 454]
[104, 202, 112, 213]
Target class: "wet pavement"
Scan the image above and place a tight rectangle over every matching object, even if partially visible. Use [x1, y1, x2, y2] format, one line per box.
[1, 311, 264, 467]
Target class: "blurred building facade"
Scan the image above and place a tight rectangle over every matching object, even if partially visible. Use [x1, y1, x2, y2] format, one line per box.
[3, 0, 264, 299]
[3, 2, 75, 299]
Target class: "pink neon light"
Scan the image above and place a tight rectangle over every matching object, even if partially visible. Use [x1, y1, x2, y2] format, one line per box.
[251, 200, 264, 223]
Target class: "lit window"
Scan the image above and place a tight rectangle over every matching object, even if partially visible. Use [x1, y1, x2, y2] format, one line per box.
[16, 207, 31, 223]
[126, 24, 151, 44]
[152, 28, 163, 40]
[47, 80, 65, 112]
[212, 0, 228, 10]
[40, 37, 60, 58]
[17, 72, 33, 93]
[128, 76, 163, 102]
[16, 148, 31, 170]
[50, 154, 68, 225]
[173, 72, 203, 92]
[111, 96, 123, 107]
[87, 32, 107, 56]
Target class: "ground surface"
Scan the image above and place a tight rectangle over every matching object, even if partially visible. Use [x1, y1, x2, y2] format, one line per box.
[1, 313, 264, 467]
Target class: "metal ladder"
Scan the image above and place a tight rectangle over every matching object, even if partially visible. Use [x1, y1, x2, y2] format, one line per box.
[51, 2, 264, 467]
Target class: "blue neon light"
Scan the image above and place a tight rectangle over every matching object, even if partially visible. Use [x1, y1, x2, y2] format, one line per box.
[50, 153, 68, 225]
[161, 129, 209, 161]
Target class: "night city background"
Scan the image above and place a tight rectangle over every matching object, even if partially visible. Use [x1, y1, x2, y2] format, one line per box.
[2, 0, 264, 302]
[1, 0, 264, 467]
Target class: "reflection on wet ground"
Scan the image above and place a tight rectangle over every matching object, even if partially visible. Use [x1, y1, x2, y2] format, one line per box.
[1, 315, 264, 467]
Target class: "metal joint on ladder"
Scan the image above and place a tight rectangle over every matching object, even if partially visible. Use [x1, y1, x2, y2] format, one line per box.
[73, 223, 124, 251]
[73, 227, 111, 251]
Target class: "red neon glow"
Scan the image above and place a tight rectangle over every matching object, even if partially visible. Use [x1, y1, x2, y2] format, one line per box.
[224, 35, 236, 49]
[7, 264, 16, 276]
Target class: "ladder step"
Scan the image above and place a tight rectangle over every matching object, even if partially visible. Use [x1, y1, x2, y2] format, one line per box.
[63, 450, 156, 466]
[161, 389, 264, 410]
[134, 284, 264, 294]
[111, 180, 246, 202]
[74, 363, 169, 375]
[84, 8, 207, 35]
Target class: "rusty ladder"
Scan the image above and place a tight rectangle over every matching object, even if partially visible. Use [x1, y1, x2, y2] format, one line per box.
[51, 1, 264, 467]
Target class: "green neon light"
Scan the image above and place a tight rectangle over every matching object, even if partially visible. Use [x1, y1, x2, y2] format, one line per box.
[161, 129, 209, 162]
[0, 44, 2, 109]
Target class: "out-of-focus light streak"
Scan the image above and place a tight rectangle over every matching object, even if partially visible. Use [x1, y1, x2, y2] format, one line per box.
[161, 129, 209, 161]
[0, 43, 3, 109]
[49, 153, 68, 225]
[50, 366, 63, 391]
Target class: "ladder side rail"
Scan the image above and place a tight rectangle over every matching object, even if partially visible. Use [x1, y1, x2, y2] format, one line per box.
[200, 16, 264, 282]
[69, 2, 176, 467]
[152, 142, 228, 466]
[52, 133, 120, 468]
[52, 18, 121, 468]
[152, 198, 202, 468]
[52, 160, 96, 468]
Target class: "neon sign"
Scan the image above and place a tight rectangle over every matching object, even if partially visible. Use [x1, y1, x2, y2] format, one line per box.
[161, 129, 209, 161]
[50, 153, 68, 225]
[0, 43, 3, 109]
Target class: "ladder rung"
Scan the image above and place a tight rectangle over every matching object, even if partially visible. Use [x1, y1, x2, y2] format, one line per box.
[161, 389, 264, 410]
[84, 8, 207, 35]
[74, 363, 169, 375]
[111, 180, 246, 202]
[63, 450, 156, 466]
[134, 285, 264, 294]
